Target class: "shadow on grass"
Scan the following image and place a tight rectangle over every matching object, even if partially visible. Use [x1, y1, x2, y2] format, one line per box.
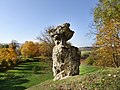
[0, 75, 29, 90]
[13, 66, 49, 75]
[14, 65, 48, 71]
[0, 60, 52, 90]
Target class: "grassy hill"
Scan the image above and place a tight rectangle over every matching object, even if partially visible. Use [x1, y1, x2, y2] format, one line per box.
[0, 59, 120, 90]
[27, 65, 120, 90]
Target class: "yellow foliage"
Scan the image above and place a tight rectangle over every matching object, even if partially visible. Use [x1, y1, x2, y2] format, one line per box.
[0, 48, 17, 62]
[94, 0, 120, 67]
[20, 41, 38, 58]
[39, 42, 52, 56]
[20, 41, 52, 58]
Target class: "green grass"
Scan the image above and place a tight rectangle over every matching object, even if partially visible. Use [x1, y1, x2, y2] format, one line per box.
[1, 58, 119, 90]
[81, 50, 91, 56]
[0, 60, 100, 90]
[26, 65, 102, 90]
[27, 66, 120, 90]
[80, 64, 101, 75]
[0, 60, 53, 90]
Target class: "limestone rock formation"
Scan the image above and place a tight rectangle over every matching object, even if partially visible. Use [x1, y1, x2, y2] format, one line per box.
[48, 23, 80, 80]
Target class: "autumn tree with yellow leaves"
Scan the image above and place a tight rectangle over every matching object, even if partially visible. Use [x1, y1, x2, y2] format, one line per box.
[20, 41, 39, 58]
[20, 41, 52, 58]
[93, 0, 120, 67]
[39, 42, 52, 56]
[0, 48, 17, 60]
[0, 48, 18, 69]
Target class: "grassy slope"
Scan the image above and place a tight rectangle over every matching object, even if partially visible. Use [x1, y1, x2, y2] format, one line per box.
[0, 60, 53, 90]
[26, 65, 102, 90]
[1, 59, 120, 90]
[80, 65, 100, 75]
[27, 65, 120, 90]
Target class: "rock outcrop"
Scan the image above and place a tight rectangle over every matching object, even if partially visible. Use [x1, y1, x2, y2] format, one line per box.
[48, 23, 80, 80]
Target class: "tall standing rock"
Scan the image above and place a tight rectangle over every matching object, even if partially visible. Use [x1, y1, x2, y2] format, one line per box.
[48, 23, 80, 80]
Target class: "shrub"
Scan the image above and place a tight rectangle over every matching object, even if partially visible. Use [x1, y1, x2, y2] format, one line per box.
[1, 60, 8, 69]
[81, 51, 91, 59]
[85, 56, 95, 65]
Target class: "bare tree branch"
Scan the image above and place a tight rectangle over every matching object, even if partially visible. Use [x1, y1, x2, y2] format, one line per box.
[36, 26, 55, 48]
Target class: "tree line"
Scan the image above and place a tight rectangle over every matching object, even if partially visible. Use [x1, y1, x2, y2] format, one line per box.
[0, 29, 53, 70]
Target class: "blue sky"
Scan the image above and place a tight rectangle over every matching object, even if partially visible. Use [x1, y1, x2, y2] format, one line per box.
[0, 0, 98, 47]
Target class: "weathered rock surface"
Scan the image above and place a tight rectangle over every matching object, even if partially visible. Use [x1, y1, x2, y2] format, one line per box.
[48, 23, 80, 80]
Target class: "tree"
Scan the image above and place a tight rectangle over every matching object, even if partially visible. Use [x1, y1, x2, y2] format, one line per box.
[0, 48, 17, 60]
[20, 41, 38, 58]
[9, 40, 19, 50]
[37, 26, 54, 49]
[0, 44, 9, 48]
[0, 48, 18, 68]
[39, 42, 52, 56]
[36, 26, 54, 45]
[93, 0, 120, 67]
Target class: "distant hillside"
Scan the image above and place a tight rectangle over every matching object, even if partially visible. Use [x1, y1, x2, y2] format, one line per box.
[79, 46, 93, 51]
